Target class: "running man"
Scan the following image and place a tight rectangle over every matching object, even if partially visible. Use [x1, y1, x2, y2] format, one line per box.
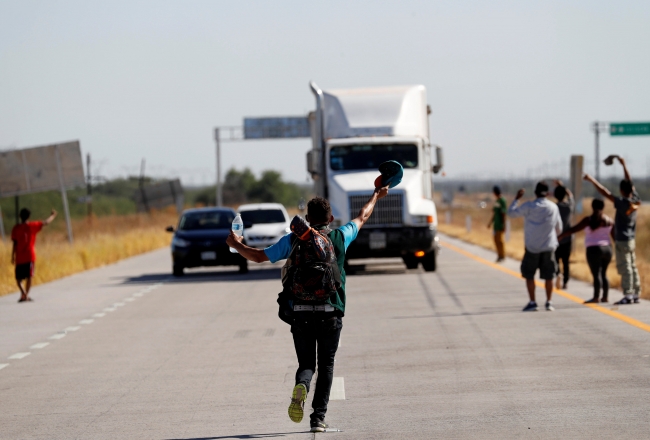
[508, 182, 562, 312]
[487, 185, 507, 262]
[226, 187, 388, 432]
[11, 208, 57, 302]
[553, 180, 574, 289]
[584, 155, 642, 304]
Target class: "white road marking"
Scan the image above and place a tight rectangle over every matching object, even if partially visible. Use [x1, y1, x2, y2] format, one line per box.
[113, 302, 125, 307]
[49, 333, 66, 340]
[133, 292, 144, 297]
[329, 377, 345, 400]
[92, 313, 106, 318]
[0, 364, 8, 370]
[103, 307, 116, 312]
[338, 338, 341, 348]
[65, 326, 80, 332]
[125, 297, 136, 302]
[8, 352, 31, 360]
[79, 319, 94, 325]
[30, 342, 50, 349]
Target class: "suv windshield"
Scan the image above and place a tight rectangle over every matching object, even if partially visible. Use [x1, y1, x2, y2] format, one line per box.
[178, 211, 234, 230]
[330, 144, 418, 171]
[241, 209, 286, 225]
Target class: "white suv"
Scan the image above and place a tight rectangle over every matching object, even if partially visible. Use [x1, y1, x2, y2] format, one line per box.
[237, 203, 291, 249]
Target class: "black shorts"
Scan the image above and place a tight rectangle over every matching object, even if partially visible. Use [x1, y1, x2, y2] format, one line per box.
[15, 262, 34, 281]
[521, 249, 557, 280]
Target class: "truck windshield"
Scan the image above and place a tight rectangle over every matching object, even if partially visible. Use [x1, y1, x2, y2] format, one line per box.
[329, 144, 418, 171]
[240, 209, 286, 225]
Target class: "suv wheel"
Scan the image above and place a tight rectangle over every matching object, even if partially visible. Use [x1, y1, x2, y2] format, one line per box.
[422, 251, 436, 272]
[173, 264, 184, 277]
[403, 255, 419, 270]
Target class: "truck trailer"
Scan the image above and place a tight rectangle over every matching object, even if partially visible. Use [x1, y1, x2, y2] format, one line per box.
[307, 82, 443, 271]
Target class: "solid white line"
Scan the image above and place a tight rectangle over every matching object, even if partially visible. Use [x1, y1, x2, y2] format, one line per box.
[65, 326, 80, 332]
[329, 377, 346, 400]
[0, 364, 8, 370]
[79, 319, 94, 325]
[92, 313, 106, 318]
[8, 352, 31, 360]
[30, 342, 50, 349]
[49, 333, 66, 340]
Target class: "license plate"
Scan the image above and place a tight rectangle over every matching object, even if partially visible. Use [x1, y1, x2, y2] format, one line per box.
[201, 251, 217, 260]
[369, 232, 387, 250]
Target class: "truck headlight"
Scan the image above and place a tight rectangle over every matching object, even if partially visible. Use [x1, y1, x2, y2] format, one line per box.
[172, 236, 190, 248]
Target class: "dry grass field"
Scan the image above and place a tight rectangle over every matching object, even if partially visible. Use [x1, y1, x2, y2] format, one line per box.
[437, 194, 650, 300]
[0, 211, 178, 297]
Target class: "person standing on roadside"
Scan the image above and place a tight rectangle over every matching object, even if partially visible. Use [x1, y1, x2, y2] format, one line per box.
[553, 180, 574, 289]
[508, 182, 562, 312]
[226, 187, 389, 433]
[558, 199, 613, 304]
[11, 208, 57, 303]
[487, 185, 507, 262]
[584, 155, 641, 305]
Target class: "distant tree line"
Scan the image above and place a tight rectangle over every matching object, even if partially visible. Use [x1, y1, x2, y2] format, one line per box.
[191, 168, 311, 208]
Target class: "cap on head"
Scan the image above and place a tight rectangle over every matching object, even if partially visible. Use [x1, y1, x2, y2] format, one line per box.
[19, 208, 31, 222]
[534, 181, 549, 198]
[493, 185, 501, 196]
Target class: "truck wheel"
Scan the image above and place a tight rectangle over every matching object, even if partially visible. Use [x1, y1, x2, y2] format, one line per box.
[173, 264, 184, 277]
[238, 261, 249, 274]
[422, 251, 437, 272]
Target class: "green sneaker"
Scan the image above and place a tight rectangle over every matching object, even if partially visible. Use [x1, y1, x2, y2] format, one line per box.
[288, 384, 307, 423]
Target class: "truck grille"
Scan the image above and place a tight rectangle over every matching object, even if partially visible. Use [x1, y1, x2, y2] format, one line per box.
[349, 193, 403, 226]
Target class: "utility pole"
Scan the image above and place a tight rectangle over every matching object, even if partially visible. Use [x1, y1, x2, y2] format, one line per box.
[214, 128, 222, 207]
[139, 158, 149, 213]
[591, 121, 609, 181]
[86, 153, 93, 222]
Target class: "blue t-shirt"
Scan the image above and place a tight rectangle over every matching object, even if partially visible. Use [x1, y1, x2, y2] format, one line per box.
[264, 221, 358, 263]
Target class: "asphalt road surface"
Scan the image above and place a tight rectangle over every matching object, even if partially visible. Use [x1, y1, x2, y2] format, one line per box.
[1, 235, 649, 439]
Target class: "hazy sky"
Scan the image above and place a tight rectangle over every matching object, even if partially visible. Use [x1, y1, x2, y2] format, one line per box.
[1, 0, 649, 186]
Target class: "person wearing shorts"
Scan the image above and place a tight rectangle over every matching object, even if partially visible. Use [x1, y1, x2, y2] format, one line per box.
[508, 182, 562, 312]
[10, 208, 57, 302]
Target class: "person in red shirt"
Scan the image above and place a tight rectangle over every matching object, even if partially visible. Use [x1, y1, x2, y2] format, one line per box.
[11, 208, 57, 303]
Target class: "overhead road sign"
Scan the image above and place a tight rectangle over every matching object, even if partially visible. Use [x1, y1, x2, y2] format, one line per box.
[0, 141, 85, 198]
[610, 122, 650, 136]
[243, 117, 310, 139]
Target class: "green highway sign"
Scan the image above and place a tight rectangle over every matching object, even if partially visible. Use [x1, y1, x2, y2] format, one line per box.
[610, 122, 650, 136]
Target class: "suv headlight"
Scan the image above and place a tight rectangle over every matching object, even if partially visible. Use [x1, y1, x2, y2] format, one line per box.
[172, 236, 190, 248]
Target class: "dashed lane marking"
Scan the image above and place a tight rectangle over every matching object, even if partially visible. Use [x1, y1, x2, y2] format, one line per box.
[0, 364, 8, 370]
[48, 333, 66, 340]
[125, 297, 136, 302]
[92, 313, 106, 318]
[330, 377, 345, 400]
[65, 326, 80, 332]
[441, 241, 650, 334]
[79, 319, 94, 325]
[103, 307, 116, 312]
[113, 302, 125, 307]
[8, 352, 31, 360]
[133, 293, 144, 297]
[30, 342, 50, 349]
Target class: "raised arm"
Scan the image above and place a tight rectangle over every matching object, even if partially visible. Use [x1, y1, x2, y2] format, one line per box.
[225, 233, 269, 263]
[43, 209, 57, 226]
[583, 174, 614, 202]
[352, 186, 389, 230]
[617, 156, 632, 183]
[507, 189, 526, 218]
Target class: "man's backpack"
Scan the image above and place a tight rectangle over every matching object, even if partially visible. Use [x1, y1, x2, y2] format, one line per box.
[281, 225, 342, 302]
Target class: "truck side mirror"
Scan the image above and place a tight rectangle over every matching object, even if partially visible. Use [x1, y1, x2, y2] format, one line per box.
[165, 226, 175, 233]
[307, 150, 319, 177]
[432, 145, 444, 174]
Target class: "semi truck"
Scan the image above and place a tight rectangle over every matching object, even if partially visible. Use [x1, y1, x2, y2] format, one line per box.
[306, 82, 443, 271]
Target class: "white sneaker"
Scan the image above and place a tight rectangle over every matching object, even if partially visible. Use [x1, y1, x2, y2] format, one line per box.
[545, 301, 554, 311]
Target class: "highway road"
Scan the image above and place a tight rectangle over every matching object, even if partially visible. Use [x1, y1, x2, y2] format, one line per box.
[0, 235, 649, 439]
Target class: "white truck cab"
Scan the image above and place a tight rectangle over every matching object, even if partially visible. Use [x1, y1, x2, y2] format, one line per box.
[307, 83, 442, 271]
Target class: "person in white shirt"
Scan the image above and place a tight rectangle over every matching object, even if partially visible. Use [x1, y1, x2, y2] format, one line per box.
[508, 182, 563, 312]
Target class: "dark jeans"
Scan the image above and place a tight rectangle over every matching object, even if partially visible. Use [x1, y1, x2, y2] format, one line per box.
[555, 241, 572, 286]
[586, 245, 612, 300]
[291, 313, 342, 422]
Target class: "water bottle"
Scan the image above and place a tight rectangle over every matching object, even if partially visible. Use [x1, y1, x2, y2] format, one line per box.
[230, 213, 243, 253]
